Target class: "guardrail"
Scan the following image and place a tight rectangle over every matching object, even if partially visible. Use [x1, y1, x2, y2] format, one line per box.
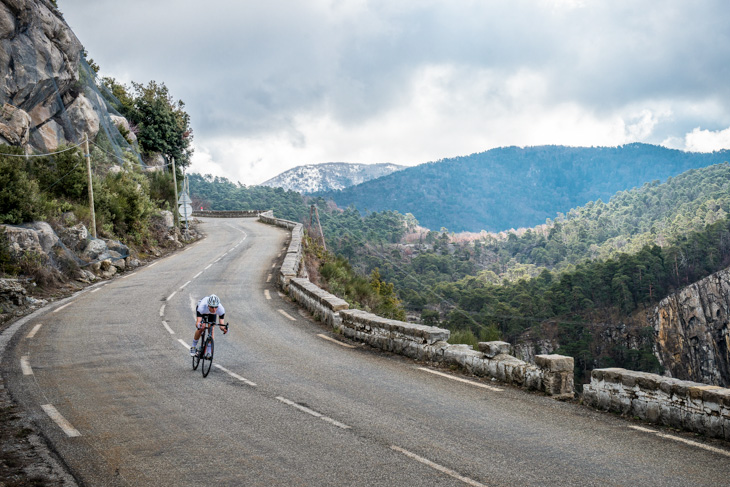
[583, 368, 730, 440]
[192, 210, 265, 218]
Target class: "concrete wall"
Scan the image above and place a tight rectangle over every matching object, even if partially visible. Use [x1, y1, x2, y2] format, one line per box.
[583, 368, 730, 440]
[259, 212, 574, 398]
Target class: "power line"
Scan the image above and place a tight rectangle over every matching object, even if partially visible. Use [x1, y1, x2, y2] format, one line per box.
[0, 141, 84, 157]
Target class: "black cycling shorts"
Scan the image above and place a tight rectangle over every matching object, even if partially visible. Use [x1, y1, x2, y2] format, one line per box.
[197, 311, 225, 323]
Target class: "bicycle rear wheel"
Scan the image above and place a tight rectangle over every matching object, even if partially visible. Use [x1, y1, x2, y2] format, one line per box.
[192, 338, 202, 370]
[201, 337, 214, 377]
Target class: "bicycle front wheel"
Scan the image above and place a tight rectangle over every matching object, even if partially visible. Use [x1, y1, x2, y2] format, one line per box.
[201, 337, 214, 377]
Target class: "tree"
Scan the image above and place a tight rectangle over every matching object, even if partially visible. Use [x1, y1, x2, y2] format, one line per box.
[128, 81, 193, 168]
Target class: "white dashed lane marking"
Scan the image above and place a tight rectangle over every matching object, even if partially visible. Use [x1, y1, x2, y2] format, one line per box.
[278, 310, 296, 321]
[417, 367, 503, 392]
[264, 290, 271, 300]
[53, 302, 72, 313]
[276, 396, 350, 429]
[318, 334, 355, 349]
[167, 291, 177, 301]
[41, 404, 81, 437]
[162, 321, 175, 334]
[20, 356, 32, 375]
[391, 445, 487, 487]
[214, 364, 257, 386]
[628, 425, 730, 457]
[26, 323, 42, 338]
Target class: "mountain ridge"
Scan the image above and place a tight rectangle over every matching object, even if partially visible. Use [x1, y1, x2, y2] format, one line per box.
[260, 162, 405, 194]
[321, 143, 730, 233]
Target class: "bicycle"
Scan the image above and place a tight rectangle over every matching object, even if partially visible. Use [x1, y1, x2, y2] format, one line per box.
[192, 318, 229, 377]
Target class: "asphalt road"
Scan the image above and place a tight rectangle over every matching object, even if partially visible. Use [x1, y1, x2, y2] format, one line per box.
[4, 218, 730, 486]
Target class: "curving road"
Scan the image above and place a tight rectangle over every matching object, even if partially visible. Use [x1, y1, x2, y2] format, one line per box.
[4, 218, 730, 486]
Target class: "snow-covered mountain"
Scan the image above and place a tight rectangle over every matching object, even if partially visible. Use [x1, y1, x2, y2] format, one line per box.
[260, 162, 405, 194]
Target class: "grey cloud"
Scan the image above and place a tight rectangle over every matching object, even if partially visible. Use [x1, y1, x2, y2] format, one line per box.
[60, 0, 730, 147]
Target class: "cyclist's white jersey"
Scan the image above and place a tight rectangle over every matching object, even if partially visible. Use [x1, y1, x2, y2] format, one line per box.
[196, 296, 226, 317]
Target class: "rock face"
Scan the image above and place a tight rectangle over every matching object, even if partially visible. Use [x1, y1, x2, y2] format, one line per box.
[651, 267, 730, 387]
[0, 0, 107, 151]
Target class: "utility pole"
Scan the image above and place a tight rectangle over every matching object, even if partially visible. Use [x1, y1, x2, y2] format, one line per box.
[83, 134, 97, 238]
[310, 204, 326, 251]
[171, 156, 179, 227]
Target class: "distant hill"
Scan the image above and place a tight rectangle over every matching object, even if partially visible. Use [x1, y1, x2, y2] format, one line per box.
[260, 162, 405, 194]
[322, 144, 730, 232]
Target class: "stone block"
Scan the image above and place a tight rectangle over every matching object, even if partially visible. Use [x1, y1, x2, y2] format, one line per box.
[478, 341, 511, 358]
[535, 354, 574, 372]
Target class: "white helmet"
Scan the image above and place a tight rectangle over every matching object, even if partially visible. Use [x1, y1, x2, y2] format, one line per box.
[207, 294, 220, 308]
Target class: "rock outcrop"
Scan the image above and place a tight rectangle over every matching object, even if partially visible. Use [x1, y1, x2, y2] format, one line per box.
[651, 267, 730, 387]
[0, 0, 111, 151]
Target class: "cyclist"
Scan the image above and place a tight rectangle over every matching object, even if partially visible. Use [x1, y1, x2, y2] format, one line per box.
[190, 294, 227, 356]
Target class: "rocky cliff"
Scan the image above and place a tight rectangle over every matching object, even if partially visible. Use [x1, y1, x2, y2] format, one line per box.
[0, 0, 119, 152]
[651, 266, 730, 386]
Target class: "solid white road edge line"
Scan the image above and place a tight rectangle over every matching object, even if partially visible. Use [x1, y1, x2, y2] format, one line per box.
[264, 290, 271, 300]
[318, 334, 355, 349]
[41, 404, 81, 437]
[278, 310, 296, 321]
[390, 445, 487, 487]
[162, 321, 175, 334]
[20, 356, 32, 375]
[26, 323, 42, 338]
[628, 425, 730, 457]
[213, 364, 257, 386]
[417, 367, 503, 392]
[276, 396, 350, 429]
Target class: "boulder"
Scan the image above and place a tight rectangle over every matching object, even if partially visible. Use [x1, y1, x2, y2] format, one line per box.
[0, 278, 27, 308]
[31, 119, 65, 151]
[110, 114, 137, 143]
[57, 223, 89, 252]
[82, 238, 109, 261]
[158, 210, 175, 229]
[27, 222, 59, 253]
[2, 224, 42, 258]
[0, 103, 31, 146]
[105, 239, 129, 258]
[66, 93, 100, 142]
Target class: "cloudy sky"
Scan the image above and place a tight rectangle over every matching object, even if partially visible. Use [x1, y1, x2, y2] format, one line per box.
[59, 0, 730, 185]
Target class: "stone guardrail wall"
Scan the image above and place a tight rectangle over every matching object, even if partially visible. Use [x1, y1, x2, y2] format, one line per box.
[192, 210, 265, 218]
[258, 211, 574, 398]
[583, 368, 730, 440]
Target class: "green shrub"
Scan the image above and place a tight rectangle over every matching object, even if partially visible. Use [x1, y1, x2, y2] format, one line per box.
[0, 147, 53, 224]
